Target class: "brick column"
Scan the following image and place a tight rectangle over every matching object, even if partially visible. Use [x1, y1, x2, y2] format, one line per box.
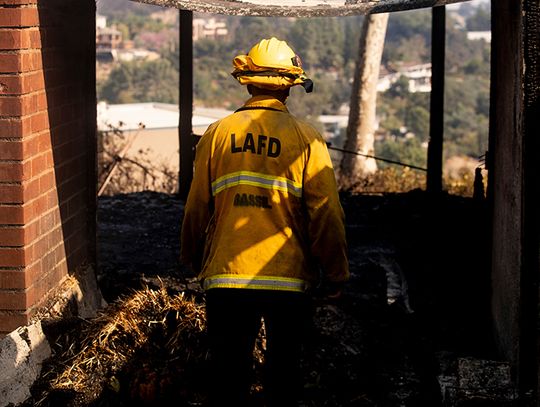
[0, 0, 96, 335]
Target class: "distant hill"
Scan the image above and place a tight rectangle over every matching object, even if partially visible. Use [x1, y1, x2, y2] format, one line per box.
[96, 0, 163, 17]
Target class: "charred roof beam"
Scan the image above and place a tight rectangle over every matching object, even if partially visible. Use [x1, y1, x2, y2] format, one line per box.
[131, 0, 470, 17]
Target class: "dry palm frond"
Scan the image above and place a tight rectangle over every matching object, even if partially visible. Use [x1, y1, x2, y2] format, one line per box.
[48, 286, 206, 401]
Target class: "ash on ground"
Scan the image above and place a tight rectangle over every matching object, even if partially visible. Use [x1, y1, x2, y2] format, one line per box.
[25, 190, 520, 407]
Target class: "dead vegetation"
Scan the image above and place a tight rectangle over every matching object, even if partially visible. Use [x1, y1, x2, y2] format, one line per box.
[337, 166, 486, 197]
[98, 124, 178, 195]
[99, 124, 484, 199]
[29, 286, 208, 406]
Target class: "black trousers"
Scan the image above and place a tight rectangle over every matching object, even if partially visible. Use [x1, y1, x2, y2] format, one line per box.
[205, 288, 311, 407]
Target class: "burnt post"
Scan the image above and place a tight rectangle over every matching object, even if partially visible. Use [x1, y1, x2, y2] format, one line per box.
[519, 0, 540, 399]
[178, 9, 194, 200]
[427, 5, 445, 194]
[489, 0, 540, 399]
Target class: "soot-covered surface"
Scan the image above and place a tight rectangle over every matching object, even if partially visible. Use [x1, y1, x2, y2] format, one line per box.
[95, 190, 496, 406]
[26, 190, 508, 406]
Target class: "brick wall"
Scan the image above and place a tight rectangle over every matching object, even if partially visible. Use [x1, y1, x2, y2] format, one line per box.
[0, 0, 96, 335]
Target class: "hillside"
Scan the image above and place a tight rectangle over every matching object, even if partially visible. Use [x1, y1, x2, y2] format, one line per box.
[96, 4, 491, 167]
[97, 0, 162, 16]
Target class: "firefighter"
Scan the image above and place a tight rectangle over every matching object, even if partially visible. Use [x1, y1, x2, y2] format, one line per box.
[181, 37, 349, 407]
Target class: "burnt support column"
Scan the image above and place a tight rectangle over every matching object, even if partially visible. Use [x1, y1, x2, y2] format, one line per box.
[489, 0, 540, 400]
[178, 9, 193, 200]
[521, 0, 540, 401]
[427, 5, 445, 194]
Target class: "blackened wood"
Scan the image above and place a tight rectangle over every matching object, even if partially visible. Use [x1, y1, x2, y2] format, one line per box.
[178, 10, 194, 200]
[426, 5, 445, 194]
[521, 0, 540, 401]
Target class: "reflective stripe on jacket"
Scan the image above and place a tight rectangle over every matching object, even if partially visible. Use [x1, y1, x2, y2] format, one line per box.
[180, 95, 349, 292]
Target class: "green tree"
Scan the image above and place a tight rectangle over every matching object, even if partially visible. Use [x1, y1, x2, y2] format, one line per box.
[342, 16, 364, 65]
[446, 21, 490, 74]
[288, 18, 345, 70]
[375, 137, 427, 169]
[386, 75, 410, 98]
[287, 72, 335, 125]
[443, 75, 490, 158]
[99, 59, 179, 104]
[232, 17, 284, 55]
[110, 12, 169, 41]
[394, 34, 429, 64]
[97, 0, 156, 17]
[466, 5, 491, 31]
[406, 106, 430, 142]
[383, 9, 431, 64]
[289, 19, 323, 69]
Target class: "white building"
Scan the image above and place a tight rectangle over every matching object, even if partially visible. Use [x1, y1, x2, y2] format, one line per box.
[116, 49, 161, 62]
[97, 102, 232, 171]
[378, 63, 432, 93]
[96, 27, 122, 50]
[96, 102, 360, 182]
[97, 103, 355, 166]
[467, 31, 492, 43]
[96, 14, 107, 30]
[192, 18, 228, 41]
[149, 9, 178, 25]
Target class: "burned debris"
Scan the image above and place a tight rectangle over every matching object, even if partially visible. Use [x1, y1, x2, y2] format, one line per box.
[19, 190, 521, 406]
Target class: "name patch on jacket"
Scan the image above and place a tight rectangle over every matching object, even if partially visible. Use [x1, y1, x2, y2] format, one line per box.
[231, 133, 281, 157]
[233, 193, 272, 209]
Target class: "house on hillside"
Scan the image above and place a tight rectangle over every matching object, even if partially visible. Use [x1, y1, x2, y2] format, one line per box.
[96, 13, 107, 30]
[192, 17, 228, 41]
[467, 30, 492, 42]
[95, 18, 160, 63]
[378, 63, 432, 93]
[149, 8, 178, 24]
[96, 26, 123, 62]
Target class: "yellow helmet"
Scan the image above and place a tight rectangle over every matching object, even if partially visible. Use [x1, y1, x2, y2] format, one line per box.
[232, 37, 313, 93]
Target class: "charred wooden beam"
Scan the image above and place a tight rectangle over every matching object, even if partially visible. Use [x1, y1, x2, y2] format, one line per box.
[489, 0, 540, 400]
[178, 10, 193, 200]
[521, 0, 540, 400]
[131, 0, 468, 17]
[427, 5, 445, 194]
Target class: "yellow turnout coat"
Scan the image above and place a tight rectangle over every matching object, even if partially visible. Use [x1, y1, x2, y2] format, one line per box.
[181, 95, 349, 292]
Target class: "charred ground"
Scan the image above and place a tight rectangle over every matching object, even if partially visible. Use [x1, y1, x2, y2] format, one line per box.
[25, 190, 505, 407]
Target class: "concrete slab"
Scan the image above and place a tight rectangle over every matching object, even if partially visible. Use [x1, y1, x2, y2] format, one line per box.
[0, 322, 51, 407]
[133, 0, 468, 17]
